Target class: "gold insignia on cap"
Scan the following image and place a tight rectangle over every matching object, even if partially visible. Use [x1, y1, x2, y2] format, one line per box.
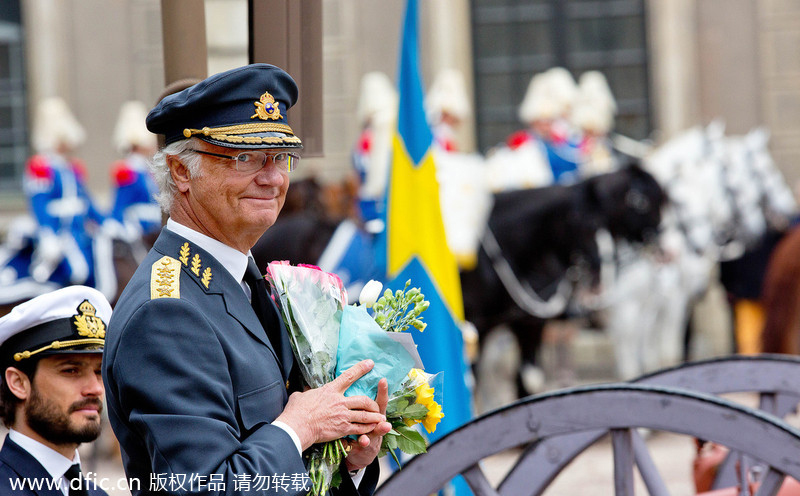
[13, 301, 107, 362]
[179, 243, 190, 266]
[73, 300, 106, 339]
[251, 91, 282, 121]
[151, 256, 181, 299]
[191, 254, 202, 276]
[201, 267, 213, 289]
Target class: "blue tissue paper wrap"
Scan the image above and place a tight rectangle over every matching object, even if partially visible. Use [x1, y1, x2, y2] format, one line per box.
[336, 305, 416, 399]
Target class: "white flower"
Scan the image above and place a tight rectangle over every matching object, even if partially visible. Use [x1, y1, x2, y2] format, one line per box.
[358, 280, 383, 308]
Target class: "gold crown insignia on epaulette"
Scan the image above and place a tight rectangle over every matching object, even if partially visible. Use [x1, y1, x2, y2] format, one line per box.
[151, 256, 181, 299]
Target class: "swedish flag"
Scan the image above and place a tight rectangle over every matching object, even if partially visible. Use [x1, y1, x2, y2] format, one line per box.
[384, 0, 474, 491]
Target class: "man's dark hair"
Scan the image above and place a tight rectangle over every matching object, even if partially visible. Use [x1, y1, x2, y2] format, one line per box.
[0, 359, 39, 428]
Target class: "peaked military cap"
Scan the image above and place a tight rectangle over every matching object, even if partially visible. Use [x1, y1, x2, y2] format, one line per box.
[146, 63, 303, 149]
[0, 286, 111, 365]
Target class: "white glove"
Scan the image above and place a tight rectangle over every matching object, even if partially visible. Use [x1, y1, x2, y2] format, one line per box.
[101, 218, 125, 238]
[36, 230, 63, 264]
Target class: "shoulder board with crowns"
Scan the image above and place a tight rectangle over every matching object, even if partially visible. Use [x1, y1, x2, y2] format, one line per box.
[151, 256, 181, 299]
[149, 242, 214, 299]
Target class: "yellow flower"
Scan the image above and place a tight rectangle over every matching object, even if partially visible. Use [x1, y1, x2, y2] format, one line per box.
[414, 381, 434, 406]
[407, 368, 423, 382]
[404, 417, 420, 427]
[405, 368, 443, 433]
[422, 400, 444, 433]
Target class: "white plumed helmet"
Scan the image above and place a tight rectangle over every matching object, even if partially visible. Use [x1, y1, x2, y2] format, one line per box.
[356, 72, 398, 127]
[571, 71, 617, 135]
[425, 68, 471, 124]
[32, 97, 86, 153]
[113, 100, 157, 154]
[518, 67, 577, 124]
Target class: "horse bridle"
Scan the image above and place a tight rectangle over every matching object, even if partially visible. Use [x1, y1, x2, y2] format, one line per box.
[480, 226, 573, 319]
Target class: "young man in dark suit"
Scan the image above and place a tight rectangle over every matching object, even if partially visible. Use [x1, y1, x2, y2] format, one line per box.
[0, 285, 111, 496]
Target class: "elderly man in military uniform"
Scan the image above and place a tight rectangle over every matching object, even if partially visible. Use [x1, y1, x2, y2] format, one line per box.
[0, 285, 111, 496]
[102, 64, 390, 496]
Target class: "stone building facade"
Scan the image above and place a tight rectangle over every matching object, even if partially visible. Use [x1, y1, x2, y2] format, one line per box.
[2, 0, 799, 222]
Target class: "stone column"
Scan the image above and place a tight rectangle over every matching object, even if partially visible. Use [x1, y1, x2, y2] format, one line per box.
[646, 0, 701, 141]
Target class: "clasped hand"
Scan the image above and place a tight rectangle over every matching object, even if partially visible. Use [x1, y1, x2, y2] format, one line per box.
[277, 359, 392, 470]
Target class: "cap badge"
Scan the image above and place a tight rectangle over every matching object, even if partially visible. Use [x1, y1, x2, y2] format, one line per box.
[73, 300, 106, 339]
[252, 91, 282, 121]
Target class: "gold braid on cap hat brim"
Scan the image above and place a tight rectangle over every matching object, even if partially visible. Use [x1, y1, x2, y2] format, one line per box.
[13, 338, 105, 362]
[182, 122, 300, 146]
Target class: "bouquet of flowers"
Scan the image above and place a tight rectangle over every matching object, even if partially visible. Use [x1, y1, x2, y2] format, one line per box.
[266, 261, 348, 495]
[352, 280, 444, 466]
[265, 262, 444, 495]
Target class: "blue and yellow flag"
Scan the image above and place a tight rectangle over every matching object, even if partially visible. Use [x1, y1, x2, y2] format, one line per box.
[384, 0, 474, 484]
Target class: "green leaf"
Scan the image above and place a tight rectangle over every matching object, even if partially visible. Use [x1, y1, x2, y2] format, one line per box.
[393, 425, 428, 455]
[384, 432, 399, 451]
[331, 469, 342, 488]
[386, 398, 408, 417]
[403, 403, 429, 419]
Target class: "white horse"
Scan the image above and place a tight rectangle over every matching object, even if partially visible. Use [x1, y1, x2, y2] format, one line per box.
[604, 123, 797, 380]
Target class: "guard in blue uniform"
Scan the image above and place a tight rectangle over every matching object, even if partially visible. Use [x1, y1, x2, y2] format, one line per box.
[351, 72, 397, 224]
[510, 67, 582, 185]
[103, 64, 390, 496]
[571, 70, 619, 176]
[23, 98, 107, 288]
[109, 101, 161, 241]
[0, 285, 111, 496]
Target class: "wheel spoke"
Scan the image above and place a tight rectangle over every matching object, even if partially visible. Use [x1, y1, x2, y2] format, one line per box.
[611, 429, 635, 496]
[499, 431, 605, 496]
[753, 467, 786, 496]
[631, 429, 670, 496]
[462, 463, 500, 496]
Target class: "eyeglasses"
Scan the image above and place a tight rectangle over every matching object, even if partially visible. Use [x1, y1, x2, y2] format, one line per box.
[190, 149, 299, 173]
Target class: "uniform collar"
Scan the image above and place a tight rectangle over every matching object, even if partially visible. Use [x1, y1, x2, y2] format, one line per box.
[8, 429, 79, 481]
[166, 218, 250, 287]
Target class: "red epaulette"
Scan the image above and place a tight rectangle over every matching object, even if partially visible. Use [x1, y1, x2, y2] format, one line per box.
[70, 159, 88, 181]
[507, 130, 531, 150]
[440, 137, 457, 152]
[579, 136, 594, 154]
[358, 130, 373, 153]
[25, 155, 53, 181]
[550, 131, 568, 146]
[111, 160, 136, 187]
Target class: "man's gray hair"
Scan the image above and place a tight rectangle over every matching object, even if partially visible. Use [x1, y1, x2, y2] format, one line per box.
[149, 138, 203, 213]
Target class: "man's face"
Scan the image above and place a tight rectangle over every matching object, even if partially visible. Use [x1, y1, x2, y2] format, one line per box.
[25, 354, 104, 445]
[182, 141, 290, 249]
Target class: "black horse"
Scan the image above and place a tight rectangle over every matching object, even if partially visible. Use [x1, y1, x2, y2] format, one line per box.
[251, 164, 666, 395]
[461, 163, 666, 397]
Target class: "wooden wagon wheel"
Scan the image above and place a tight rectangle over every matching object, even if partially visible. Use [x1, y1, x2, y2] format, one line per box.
[376, 384, 800, 496]
[636, 354, 800, 490]
[491, 354, 800, 495]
